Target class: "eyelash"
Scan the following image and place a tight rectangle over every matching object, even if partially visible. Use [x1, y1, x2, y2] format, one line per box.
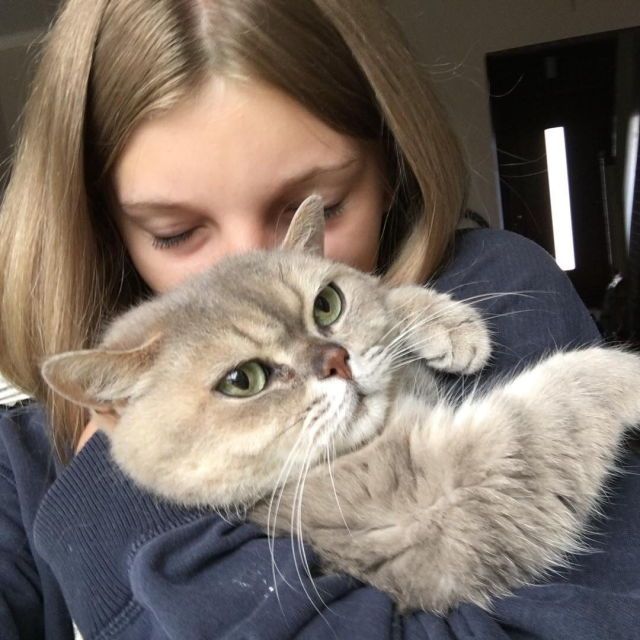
[151, 229, 196, 250]
[321, 201, 345, 219]
[150, 201, 345, 250]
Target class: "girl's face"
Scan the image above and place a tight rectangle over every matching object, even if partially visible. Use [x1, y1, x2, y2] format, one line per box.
[113, 78, 390, 293]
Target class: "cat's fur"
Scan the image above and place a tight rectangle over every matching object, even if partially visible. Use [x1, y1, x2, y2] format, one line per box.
[42, 196, 640, 613]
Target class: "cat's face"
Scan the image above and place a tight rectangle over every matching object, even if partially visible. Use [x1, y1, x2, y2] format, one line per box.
[111, 251, 394, 507]
[42, 196, 489, 508]
[42, 197, 396, 507]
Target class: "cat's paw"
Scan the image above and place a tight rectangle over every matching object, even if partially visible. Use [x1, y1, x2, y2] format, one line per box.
[387, 286, 491, 375]
[422, 299, 490, 374]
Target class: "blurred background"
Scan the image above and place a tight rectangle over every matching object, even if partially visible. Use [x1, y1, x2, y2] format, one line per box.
[0, 0, 639, 354]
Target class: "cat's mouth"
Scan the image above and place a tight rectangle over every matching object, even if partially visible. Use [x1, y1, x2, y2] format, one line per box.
[352, 385, 367, 414]
[321, 377, 387, 454]
[340, 377, 367, 409]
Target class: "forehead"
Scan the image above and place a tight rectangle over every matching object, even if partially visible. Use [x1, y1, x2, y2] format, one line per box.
[163, 251, 362, 330]
[113, 77, 363, 207]
[158, 254, 335, 360]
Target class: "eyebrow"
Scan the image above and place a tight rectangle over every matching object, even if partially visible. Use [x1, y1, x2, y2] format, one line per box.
[119, 156, 359, 214]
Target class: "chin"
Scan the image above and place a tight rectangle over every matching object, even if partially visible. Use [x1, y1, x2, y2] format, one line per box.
[334, 388, 389, 456]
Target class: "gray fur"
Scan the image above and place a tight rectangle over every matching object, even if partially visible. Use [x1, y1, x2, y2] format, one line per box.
[42, 196, 640, 613]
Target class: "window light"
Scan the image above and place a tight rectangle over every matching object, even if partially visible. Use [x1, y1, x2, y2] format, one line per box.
[544, 126, 576, 271]
[623, 112, 639, 248]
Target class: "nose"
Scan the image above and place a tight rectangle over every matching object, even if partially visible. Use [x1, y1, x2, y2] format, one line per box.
[223, 219, 275, 255]
[311, 344, 352, 381]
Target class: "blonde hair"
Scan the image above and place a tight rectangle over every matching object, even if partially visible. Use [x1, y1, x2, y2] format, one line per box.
[0, 0, 467, 461]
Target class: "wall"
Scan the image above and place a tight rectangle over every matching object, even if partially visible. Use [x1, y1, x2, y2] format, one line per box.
[384, 0, 640, 226]
[0, 0, 58, 168]
[0, 30, 42, 141]
[0, 0, 55, 182]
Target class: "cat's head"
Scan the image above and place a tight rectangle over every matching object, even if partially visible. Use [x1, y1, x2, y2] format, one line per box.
[42, 196, 488, 508]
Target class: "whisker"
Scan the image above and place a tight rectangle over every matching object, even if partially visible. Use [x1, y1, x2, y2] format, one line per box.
[296, 444, 324, 602]
[325, 436, 351, 535]
[268, 430, 310, 600]
[266, 402, 326, 603]
[378, 305, 462, 360]
[287, 416, 333, 622]
[379, 290, 536, 363]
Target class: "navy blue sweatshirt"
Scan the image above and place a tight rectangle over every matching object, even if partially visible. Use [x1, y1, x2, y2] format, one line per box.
[2, 229, 639, 639]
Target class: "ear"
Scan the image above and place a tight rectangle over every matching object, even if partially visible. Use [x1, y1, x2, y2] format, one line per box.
[281, 194, 325, 256]
[41, 333, 163, 412]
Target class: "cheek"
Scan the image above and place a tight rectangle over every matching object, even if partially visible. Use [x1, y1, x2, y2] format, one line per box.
[344, 308, 388, 352]
[126, 243, 166, 291]
[134, 254, 184, 294]
[324, 159, 387, 273]
[115, 219, 173, 292]
[325, 206, 384, 272]
[123, 231, 220, 294]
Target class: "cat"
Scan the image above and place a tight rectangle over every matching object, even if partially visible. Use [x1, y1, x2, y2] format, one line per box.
[42, 195, 640, 614]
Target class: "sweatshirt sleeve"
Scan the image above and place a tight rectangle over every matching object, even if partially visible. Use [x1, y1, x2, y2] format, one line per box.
[0, 436, 43, 640]
[0, 406, 73, 639]
[31, 230, 640, 639]
[33, 432, 640, 640]
[33, 430, 398, 640]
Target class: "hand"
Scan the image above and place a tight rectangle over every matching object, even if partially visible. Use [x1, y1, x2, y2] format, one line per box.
[75, 410, 118, 454]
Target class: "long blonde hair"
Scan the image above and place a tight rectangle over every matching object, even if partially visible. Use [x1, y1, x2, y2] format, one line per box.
[0, 0, 467, 461]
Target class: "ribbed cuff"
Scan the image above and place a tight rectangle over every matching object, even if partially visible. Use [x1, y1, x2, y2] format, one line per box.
[33, 431, 204, 637]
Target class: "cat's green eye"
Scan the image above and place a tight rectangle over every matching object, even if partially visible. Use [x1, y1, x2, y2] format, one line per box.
[313, 283, 343, 327]
[217, 361, 268, 397]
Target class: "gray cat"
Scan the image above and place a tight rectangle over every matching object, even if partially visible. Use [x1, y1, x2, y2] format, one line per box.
[42, 196, 640, 614]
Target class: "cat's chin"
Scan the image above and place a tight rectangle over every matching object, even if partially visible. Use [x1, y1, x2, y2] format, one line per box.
[331, 386, 389, 458]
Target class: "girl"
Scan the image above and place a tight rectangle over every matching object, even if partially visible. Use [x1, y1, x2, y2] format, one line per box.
[0, 1, 637, 638]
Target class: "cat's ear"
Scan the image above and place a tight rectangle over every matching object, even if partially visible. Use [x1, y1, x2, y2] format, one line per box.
[41, 332, 163, 412]
[281, 194, 325, 256]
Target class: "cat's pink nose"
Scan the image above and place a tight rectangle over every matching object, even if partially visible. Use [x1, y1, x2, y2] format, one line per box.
[315, 345, 352, 381]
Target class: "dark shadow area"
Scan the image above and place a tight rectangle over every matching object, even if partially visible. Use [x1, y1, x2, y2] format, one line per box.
[487, 28, 640, 346]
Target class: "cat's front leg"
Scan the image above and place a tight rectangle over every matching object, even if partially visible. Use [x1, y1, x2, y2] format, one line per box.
[385, 286, 490, 375]
[363, 347, 640, 613]
[250, 347, 640, 614]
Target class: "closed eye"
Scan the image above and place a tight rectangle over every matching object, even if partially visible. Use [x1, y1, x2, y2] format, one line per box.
[149, 201, 345, 251]
[151, 228, 196, 249]
[286, 201, 345, 220]
[323, 201, 345, 219]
